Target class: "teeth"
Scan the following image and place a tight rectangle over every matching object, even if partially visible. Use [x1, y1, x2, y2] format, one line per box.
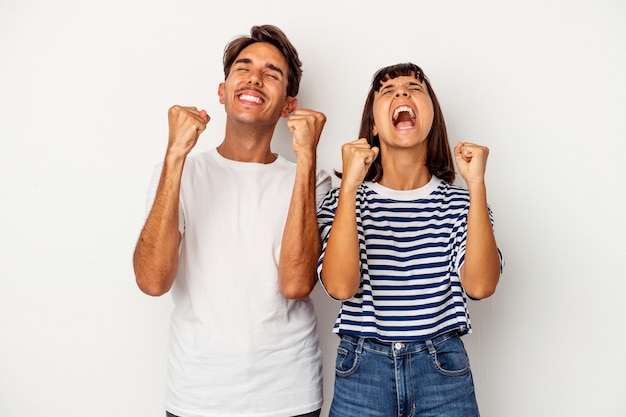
[239, 94, 262, 104]
[393, 105, 415, 122]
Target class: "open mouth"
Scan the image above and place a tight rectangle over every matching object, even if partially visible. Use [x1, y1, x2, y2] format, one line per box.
[238, 93, 264, 104]
[392, 105, 416, 129]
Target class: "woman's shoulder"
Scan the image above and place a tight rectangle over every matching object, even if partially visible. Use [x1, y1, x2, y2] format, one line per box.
[434, 181, 470, 199]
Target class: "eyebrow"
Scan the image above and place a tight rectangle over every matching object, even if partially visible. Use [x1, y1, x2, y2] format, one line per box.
[379, 80, 423, 93]
[234, 58, 284, 77]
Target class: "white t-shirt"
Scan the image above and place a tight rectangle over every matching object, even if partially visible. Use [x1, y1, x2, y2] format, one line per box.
[146, 148, 331, 417]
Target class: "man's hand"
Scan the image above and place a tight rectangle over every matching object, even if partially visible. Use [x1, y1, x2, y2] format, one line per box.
[167, 105, 210, 158]
[286, 108, 326, 158]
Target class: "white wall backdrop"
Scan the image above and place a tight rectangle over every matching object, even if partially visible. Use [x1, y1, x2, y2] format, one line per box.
[1, 1, 625, 416]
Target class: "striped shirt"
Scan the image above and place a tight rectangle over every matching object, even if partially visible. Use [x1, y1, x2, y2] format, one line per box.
[317, 176, 502, 342]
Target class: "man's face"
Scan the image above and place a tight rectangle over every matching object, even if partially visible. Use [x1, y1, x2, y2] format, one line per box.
[218, 42, 296, 127]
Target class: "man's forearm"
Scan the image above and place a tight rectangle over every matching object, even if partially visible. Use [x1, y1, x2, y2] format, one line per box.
[278, 157, 320, 299]
[133, 155, 185, 296]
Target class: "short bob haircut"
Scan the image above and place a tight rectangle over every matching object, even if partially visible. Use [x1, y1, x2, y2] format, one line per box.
[356, 63, 455, 185]
[222, 25, 303, 98]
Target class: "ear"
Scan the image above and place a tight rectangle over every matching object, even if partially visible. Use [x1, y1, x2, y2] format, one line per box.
[372, 124, 378, 137]
[281, 97, 298, 117]
[218, 83, 225, 104]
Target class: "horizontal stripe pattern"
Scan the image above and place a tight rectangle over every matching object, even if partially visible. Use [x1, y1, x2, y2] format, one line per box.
[317, 178, 497, 341]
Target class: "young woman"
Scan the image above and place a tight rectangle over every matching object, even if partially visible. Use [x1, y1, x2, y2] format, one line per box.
[317, 63, 504, 417]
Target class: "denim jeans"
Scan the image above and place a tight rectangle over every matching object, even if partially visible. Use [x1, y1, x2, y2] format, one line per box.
[329, 331, 480, 417]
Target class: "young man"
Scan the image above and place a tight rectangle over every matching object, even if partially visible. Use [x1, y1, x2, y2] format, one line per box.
[133, 25, 330, 417]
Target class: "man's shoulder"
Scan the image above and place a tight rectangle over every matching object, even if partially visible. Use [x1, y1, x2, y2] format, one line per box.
[183, 148, 218, 171]
[186, 148, 215, 163]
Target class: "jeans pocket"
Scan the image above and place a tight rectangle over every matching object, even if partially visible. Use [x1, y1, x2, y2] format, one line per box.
[430, 335, 471, 377]
[335, 338, 360, 377]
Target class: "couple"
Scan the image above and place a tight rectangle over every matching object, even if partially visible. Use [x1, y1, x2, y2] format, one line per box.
[133, 24, 503, 417]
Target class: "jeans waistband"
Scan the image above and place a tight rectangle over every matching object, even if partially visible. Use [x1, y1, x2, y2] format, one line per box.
[338, 330, 463, 355]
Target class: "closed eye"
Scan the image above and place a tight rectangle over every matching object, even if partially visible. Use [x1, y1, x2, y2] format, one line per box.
[407, 82, 424, 92]
[380, 86, 395, 95]
[265, 64, 284, 81]
[233, 63, 250, 72]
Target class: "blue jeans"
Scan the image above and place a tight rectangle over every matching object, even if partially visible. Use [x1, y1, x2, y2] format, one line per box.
[329, 331, 480, 417]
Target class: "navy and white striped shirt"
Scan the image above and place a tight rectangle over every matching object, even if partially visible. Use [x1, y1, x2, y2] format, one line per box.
[317, 176, 502, 342]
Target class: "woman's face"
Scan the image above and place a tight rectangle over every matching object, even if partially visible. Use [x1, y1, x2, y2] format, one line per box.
[371, 73, 434, 151]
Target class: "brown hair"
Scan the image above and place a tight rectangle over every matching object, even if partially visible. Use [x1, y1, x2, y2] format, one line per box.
[222, 25, 302, 98]
[350, 63, 455, 184]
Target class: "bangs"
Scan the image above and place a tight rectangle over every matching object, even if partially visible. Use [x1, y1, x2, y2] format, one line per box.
[372, 63, 425, 92]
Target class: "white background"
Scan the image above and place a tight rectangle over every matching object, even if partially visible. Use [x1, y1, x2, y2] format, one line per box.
[1, 1, 625, 416]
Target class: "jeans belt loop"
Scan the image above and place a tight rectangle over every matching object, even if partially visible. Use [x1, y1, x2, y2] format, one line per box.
[425, 338, 436, 355]
[356, 336, 365, 354]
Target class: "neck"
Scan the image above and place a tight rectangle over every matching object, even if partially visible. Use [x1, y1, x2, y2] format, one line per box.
[218, 121, 277, 163]
[379, 148, 431, 190]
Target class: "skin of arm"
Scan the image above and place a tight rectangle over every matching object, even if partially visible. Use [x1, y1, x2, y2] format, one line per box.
[320, 139, 379, 300]
[454, 142, 501, 299]
[278, 109, 327, 299]
[133, 106, 209, 296]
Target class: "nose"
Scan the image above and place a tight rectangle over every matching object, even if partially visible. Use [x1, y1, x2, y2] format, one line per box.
[395, 88, 409, 97]
[248, 69, 262, 86]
